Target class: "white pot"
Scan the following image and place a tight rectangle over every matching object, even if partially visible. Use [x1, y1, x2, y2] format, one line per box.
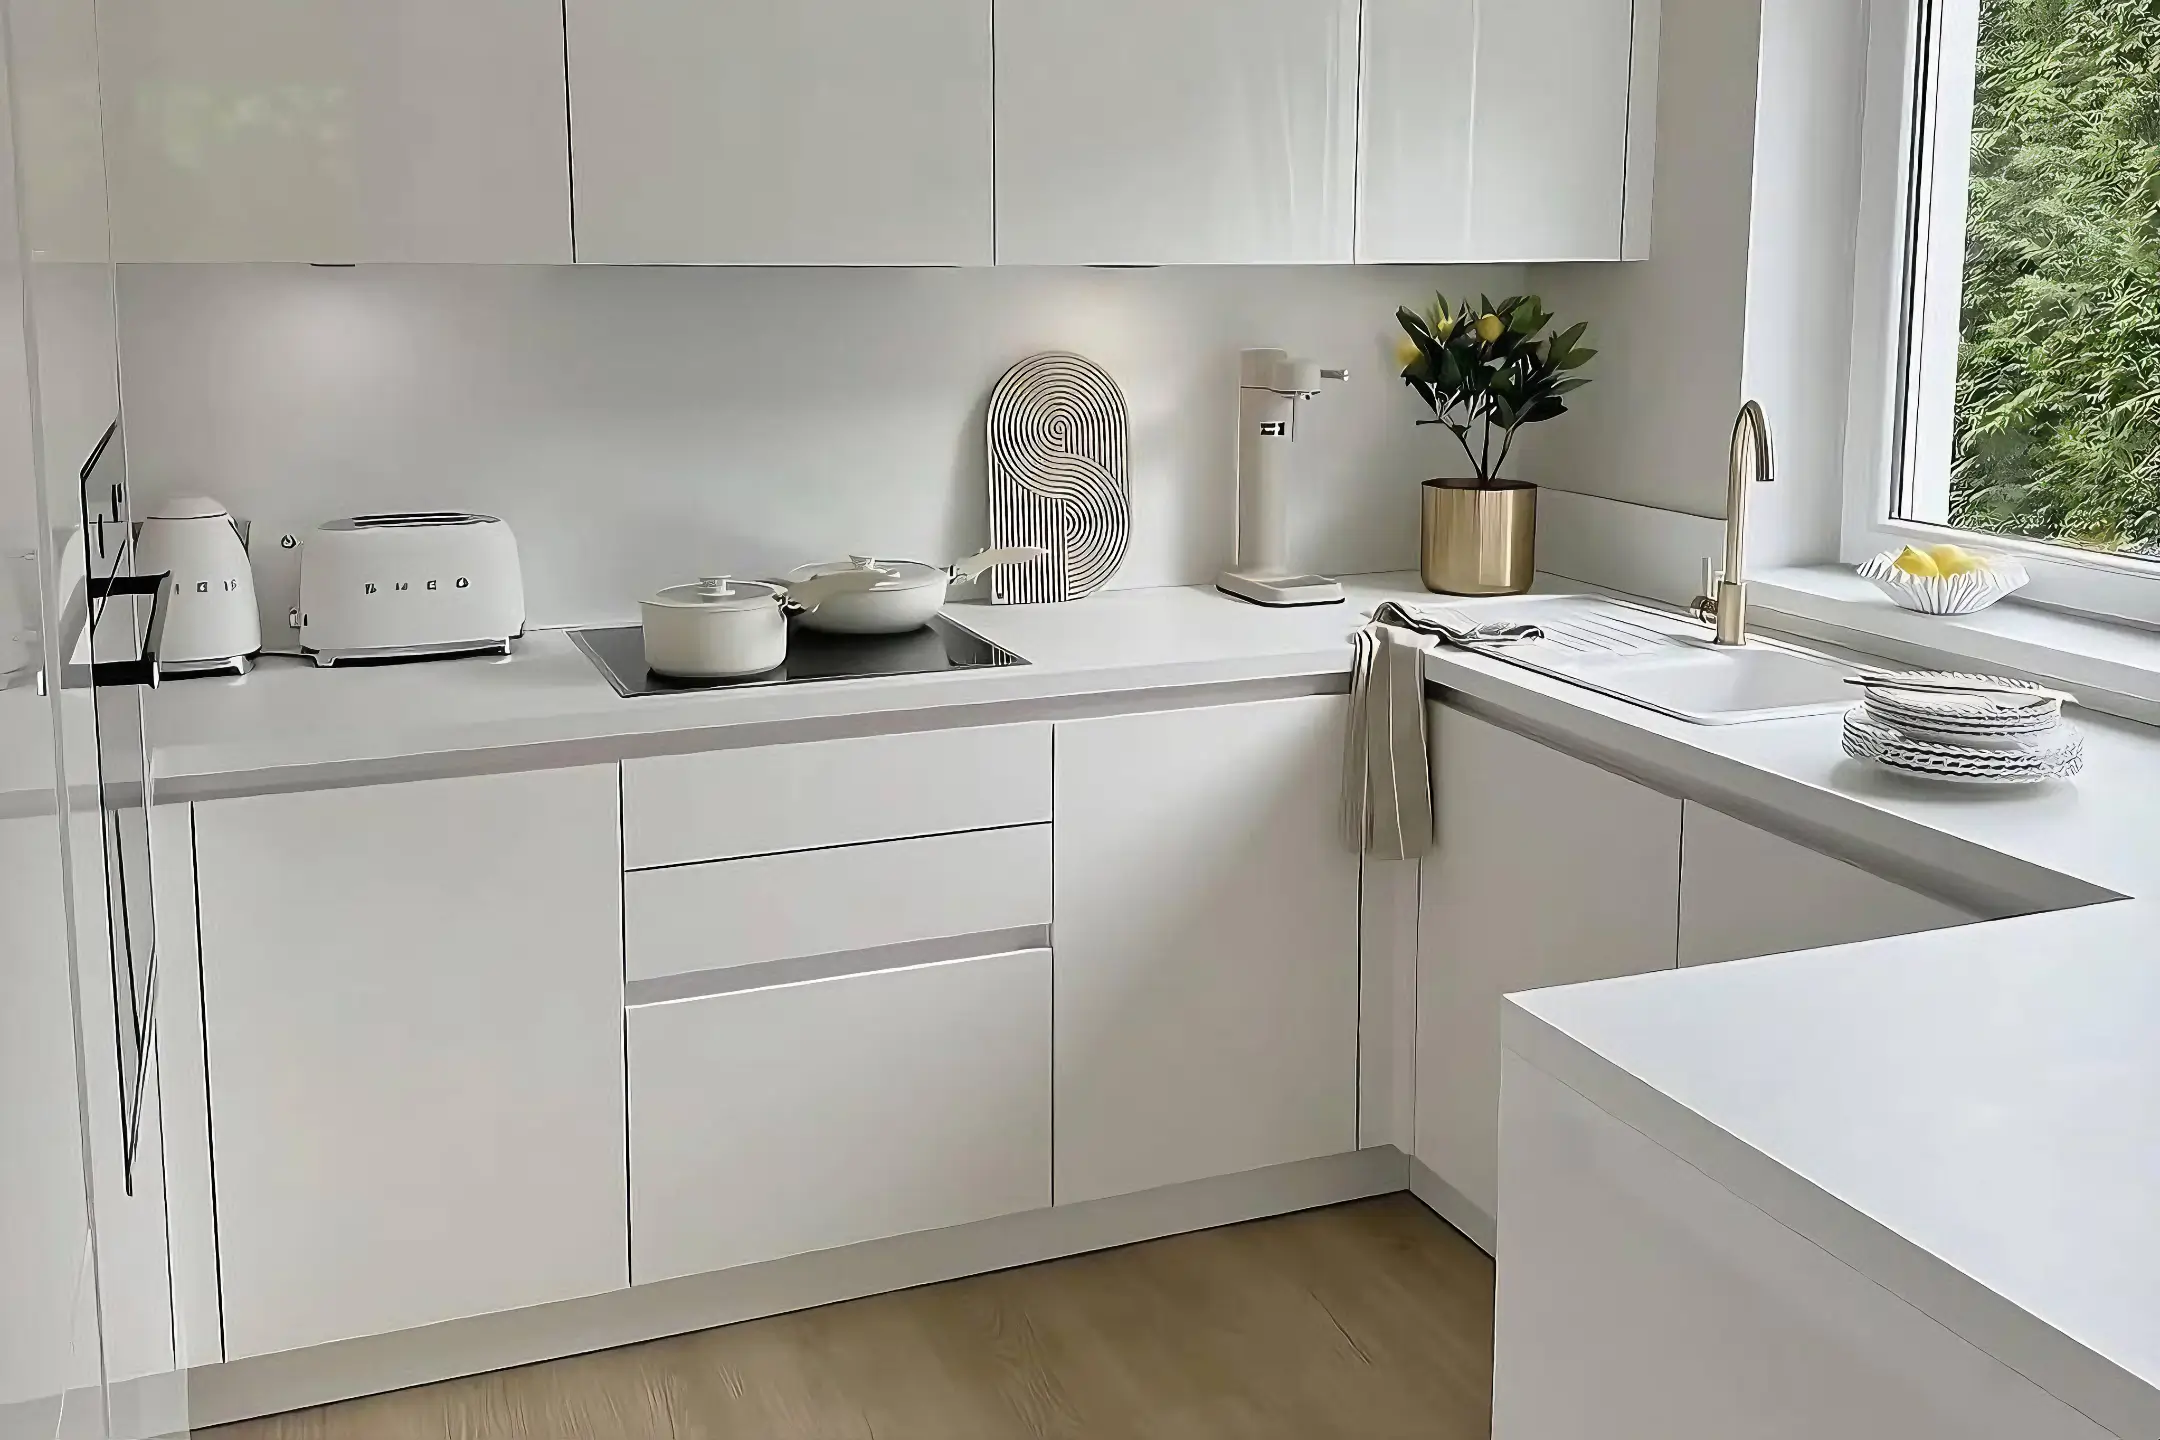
[640, 567, 897, 678]
[640, 577, 788, 679]
[789, 547, 1047, 635]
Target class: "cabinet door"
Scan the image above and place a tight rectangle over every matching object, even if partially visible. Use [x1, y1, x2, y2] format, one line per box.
[1679, 803, 1980, 968]
[629, 949, 1051, 1284]
[1053, 696, 1361, 1205]
[567, 0, 994, 264]
[994, 0, 1360, 264]
[1358, 0, 1643, 261]
[0, 813, 92, 1411]
[99, 0, 573, 262]
[195, 768, 626, 1360]
[1416, 705, 1680, 1245]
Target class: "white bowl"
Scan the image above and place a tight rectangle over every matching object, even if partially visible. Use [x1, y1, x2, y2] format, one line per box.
[1859, 548, 2029, 616]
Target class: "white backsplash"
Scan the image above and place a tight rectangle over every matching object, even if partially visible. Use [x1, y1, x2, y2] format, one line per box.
[114, 262, 1525, 629]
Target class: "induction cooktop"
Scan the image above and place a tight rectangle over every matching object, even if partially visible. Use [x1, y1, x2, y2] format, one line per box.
[570, 615, 1027, 699]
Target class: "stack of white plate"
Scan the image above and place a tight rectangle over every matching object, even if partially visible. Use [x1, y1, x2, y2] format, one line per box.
[1841, 672, 2084, 784]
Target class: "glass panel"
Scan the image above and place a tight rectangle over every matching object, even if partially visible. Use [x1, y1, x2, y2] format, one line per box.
[4, 0, 189, 1432]
[1895, 0, 2160, 562]
[74, 421, 162, 1185]
[0, 38, 104, 1440]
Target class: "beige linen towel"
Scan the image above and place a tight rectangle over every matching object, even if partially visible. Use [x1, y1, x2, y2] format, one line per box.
[1342, 603, 1546, 859]
[1342, 622, 1439, 859]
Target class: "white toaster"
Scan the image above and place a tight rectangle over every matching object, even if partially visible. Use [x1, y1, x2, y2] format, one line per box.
[294, 513, 525, 667]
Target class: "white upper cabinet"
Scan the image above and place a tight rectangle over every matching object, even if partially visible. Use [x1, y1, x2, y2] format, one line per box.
[1358, 0, 1655, 262]
[994, 0, 1361, 265]
[98, 0, 572, 263]
[567, 0, 994, 265]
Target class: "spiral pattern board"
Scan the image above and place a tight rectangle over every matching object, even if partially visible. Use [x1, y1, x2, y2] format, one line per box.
[986, 352, 1132, 605]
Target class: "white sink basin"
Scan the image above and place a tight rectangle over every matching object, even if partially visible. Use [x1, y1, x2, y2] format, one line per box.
[1537, 640, 1859, 724]
[1436, 596, 1858, 724]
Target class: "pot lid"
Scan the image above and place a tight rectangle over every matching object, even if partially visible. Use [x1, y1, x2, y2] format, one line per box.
[789, 555, 944, 592]
[645, 576, 785, 611]
[145, 496, 232, 521]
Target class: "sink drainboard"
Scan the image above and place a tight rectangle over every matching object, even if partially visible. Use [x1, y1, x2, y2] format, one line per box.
[1416, 595, 1861, 725]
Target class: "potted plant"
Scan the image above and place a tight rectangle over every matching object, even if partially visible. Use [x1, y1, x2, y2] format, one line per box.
[1395, 294, 1596, 595]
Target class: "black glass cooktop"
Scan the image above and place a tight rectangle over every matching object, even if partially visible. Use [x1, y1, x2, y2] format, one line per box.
[571, 615, 1027, 698]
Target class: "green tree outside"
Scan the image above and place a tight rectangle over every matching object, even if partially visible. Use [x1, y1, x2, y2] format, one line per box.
[1952, 0, 2160, 554]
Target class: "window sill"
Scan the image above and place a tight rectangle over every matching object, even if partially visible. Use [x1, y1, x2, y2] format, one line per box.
[1752, 566, 2160, 727]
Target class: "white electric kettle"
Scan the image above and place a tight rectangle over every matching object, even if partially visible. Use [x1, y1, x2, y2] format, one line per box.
[134, 496, 261, 677]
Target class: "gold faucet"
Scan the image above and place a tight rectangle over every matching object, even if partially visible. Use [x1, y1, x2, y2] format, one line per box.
[1692, 401, 1776, 646]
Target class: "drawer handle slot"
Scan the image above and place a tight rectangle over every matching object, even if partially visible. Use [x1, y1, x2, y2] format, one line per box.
[624, 926, 1052, 1008]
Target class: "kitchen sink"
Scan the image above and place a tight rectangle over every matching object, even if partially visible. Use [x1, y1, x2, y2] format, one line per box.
[1436, 595, 1859, 725]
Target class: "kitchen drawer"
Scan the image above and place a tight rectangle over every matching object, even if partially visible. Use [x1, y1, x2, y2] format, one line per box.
[621, 723, 1051, 870]
[629, 947, 1052, 1283]
[626, 825, 1051, 984]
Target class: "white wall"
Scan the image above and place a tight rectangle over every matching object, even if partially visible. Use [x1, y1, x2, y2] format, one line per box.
[114, 262, 1521, 629]
[1531, 0, 1874, 579]
[1536, 0, 1766, 524]
[1742, 0, 1871, 570]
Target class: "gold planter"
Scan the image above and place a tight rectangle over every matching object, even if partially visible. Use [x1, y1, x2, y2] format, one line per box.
[1421, 479, 1537, 596]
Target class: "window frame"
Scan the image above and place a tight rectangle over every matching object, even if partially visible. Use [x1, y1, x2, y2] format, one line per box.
[1841, 0, 2160, 628]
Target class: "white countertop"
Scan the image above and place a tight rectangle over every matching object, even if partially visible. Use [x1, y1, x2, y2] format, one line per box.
[145, 578, 1404, 799]
[1505, 905, 2160, 1439]
[7, 573, 2157, 1430]
[0, 576, 1401, 814]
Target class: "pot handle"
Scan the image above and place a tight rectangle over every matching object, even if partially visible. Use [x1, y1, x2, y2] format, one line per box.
[950, 546, 1050, 583]
[784, 565, 893, 612]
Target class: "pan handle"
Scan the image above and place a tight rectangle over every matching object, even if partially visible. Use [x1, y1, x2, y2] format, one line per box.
[950, 546, 1050, 583]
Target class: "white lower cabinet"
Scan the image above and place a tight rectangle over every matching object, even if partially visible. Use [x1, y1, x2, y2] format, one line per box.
[1679, 802, 1981, 967]
[1052, 696, 1362, 1205]
[1416, 705, 1682, 1243]
[193, 767, 628, 1360]
[628, 949, 1052, 1284]
[626, 825, 1051, 983]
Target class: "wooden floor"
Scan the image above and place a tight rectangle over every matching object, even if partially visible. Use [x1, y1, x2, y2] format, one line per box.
[209, 1196, 1494, 1440]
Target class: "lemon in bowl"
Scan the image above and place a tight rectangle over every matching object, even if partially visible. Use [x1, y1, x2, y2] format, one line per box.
[1927, 543, 1990, 577]
[1861, 543, 2028, 615]
[1892, 545, 1943, 578]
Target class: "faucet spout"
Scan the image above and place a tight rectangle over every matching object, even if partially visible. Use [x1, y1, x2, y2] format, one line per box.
[1696, 401, 1776, 646]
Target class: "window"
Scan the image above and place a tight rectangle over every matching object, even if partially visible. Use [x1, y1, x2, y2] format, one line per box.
[1852, 0, 2160, 621]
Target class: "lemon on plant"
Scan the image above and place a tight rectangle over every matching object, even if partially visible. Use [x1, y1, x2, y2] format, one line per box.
[1927, 543, 1988, 576]
[1475, 313, 1506, 345]
[1395, 334, 1423, 370]
[1891, 545, 1943, 579]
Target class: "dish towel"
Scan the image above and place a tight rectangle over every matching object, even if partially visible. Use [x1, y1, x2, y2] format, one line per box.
[1341, 603, 1547, 859]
